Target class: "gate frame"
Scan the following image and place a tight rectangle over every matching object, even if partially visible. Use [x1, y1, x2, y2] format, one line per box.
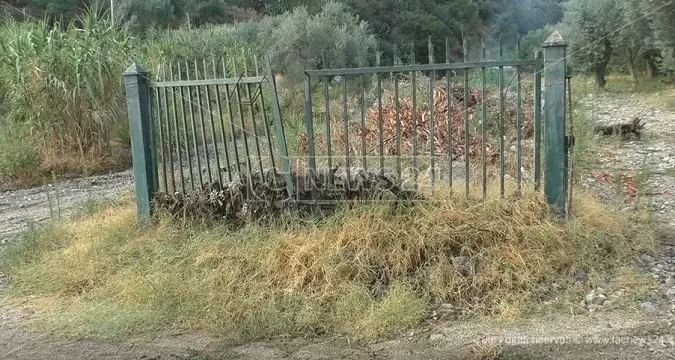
[124, 63, 156, 225]
[301, 32, 569, 215]
[542, 30, 568, 218]
[124, 59, 294, 224]
[124, 32, 570, 224]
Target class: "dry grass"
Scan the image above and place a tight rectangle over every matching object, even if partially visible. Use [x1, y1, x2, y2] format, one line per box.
[1, 183, 654, 342]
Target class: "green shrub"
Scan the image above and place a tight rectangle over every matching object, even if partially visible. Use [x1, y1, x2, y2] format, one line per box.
[0, 13, 139, 156]
[145, 1, 377, 80]
[0, 2, 378, 184]
[518, 24, 555, 59]
[261, 2, 377, 78]
[0, 126, 41, 181]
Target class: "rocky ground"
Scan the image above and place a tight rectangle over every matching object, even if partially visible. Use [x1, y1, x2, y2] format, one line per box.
[0, 170, 134, 247]
[1, 88, 675, 359]
[579, 90, 675, 318]
[0, 170, 134, 290]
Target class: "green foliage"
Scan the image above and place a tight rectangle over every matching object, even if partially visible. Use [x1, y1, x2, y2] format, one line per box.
[394, 11, 450, 60]
[645, 0, 675, 73]
[120, 0, 183, 33]
[145, 1, 377, 79]
[518, 25, 554, 59]
[0, 11, 139, 181]
[561, 0, 675, 85]
[26, 0, 85, 21]
[262, 2, 376, 76]
[0, 13, 137, 152]
[344, 0, 503, 62]
[496, 0, 564, 35]
[562, 0, 621, 87]
[0, 125, 41, 181]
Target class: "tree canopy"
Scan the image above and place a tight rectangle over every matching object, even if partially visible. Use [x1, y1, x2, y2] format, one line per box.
[3, 0, 673, 85]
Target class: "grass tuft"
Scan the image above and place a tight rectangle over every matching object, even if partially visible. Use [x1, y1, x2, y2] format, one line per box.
[1, 185, 654, 342]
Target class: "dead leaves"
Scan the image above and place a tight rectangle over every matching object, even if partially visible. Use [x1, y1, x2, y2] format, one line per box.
[620, 175, 638, 199]
[298, 83, 535, 168]
[360, 87, 499, 163]
[593, 171, 638, 199]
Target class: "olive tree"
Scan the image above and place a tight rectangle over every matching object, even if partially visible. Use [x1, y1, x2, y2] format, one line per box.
[562, 0, 621, 87]
[644, 0, 675, 74]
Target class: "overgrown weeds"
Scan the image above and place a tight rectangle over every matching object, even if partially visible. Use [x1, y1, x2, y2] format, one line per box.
[2, 185, 653, 342]
[0, 13, 137, 185]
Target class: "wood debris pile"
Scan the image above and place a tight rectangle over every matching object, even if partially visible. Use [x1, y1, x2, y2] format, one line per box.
[155, 168, 423, 225]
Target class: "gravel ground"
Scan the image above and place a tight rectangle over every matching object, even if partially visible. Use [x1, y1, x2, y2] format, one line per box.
[0, 170, 134, 247]
[579, 91, 675, 312]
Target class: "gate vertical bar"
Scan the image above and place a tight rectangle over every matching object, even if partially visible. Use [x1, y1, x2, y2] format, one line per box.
[411, 42, 419, 189]
[394, 55, 402, 181]
[242, 56, 265, 179]
[342, 68, 350, 189]
[542, 31, 568, 217]
[376, 51, 384, 176]
[534, 50, 543, 191]
[154, 87, 168, 193]
[124, 63, 156, 224]
[304, 73, 318, 189]
[266, 59, 294, 199]
[233, 59, 254, 178]
[258, 83, 276, 171]
[212, 57, 233, 182]
[195, 59, 213, 185]
[498, 34, 505, 197]
[481, 40, 487, 199]
[326, 76, 334, 177]
[516, 40, 523, 194]
[169, 64, 186, 194]
[428, 37, 436, 193]
[177, 62, 195, 190]
[566, 74, 574, 218]
[322, 52, 333, 179]
[360, 75, 367, 170]
[185, 60, 203, 187]
[222, 59, 242, 176]
[445, 37, 453, 188]
[516, 65, 523, 194]
[463, 36, 470, 197]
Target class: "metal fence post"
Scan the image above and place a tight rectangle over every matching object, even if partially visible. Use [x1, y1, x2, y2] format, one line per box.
[265, 58, 295, 200]
[533, 50, 543, 191]
[124, 63, 156, 225]
[542, 31, 568, 217]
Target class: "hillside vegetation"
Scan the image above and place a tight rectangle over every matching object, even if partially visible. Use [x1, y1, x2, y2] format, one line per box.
[0, 0, 673, 186]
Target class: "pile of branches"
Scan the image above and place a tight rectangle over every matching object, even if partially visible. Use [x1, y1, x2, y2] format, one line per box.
[154, 168, 423, 225]
[486, 92, 535, 140]
[360, 85, 534, 164]
[361, 87, 499, 163]
[593, 117, 645, 140]
[297, 85, 534, 166]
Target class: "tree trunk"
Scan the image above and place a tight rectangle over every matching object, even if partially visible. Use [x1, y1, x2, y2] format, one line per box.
[595, 64, 607, 88]
[594, 39, 612, 88]
[628, 48, 638, 84]
[645, 52, 658, 79]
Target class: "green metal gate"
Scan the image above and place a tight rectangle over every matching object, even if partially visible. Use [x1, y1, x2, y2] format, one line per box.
[123, 55, 294, 223]
[301, 32, 569, 215]
[124, 31, 570, 224]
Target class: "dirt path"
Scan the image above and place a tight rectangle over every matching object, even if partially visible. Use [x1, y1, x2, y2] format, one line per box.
[580, 90, 675, 307]
[0, 170, 134, 247]
[0, 170, 134, 289]
[2, 89, 675, 359]
[1, 302, 673, 360]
